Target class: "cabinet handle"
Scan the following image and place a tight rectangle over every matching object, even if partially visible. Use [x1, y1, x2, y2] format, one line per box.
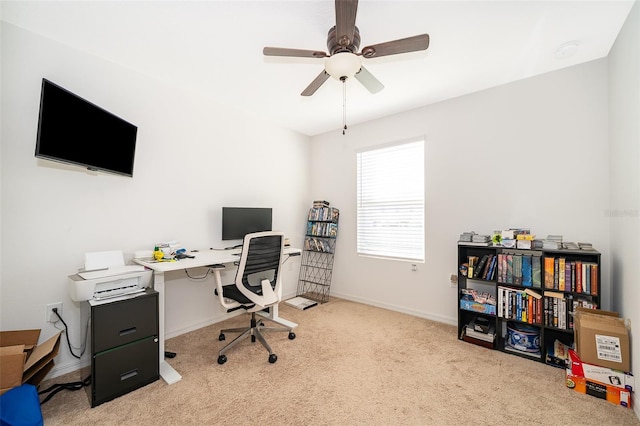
[119, 327, 137, 336]
[120, 369, 139, 381]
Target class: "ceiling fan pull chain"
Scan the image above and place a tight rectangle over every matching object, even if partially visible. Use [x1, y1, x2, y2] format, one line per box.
[342, 76, 347, 135]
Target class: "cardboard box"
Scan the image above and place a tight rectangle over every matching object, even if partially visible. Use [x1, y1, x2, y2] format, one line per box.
[459, 299, 496, 315]
[0, 330, 62, 394]
[568, 349, 634, 392]
[573, 308, 630, 373]
[566, 369, 632, 409]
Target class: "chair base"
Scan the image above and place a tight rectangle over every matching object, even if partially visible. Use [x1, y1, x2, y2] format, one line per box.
[217, 312, 295, 364]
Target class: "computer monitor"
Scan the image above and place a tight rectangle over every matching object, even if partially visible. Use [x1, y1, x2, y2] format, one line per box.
[222, 207, 272, 241]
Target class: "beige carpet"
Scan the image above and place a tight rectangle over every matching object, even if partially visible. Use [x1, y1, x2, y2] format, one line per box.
[39, 298, 639, 425]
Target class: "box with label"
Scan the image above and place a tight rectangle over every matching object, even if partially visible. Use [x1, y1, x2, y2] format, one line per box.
[568, 349, 634, 391]
[573, 308, 630, 373]
[0, 330, 62, 394]
[566, 369, 632, 408]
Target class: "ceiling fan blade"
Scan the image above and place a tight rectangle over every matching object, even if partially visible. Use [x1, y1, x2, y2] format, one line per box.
[301, 70, 330, 96]
[361, 34, 430, 58]
[335, 0, 358, 48]
[354, 66, 384, 94]
[263, 47, 328, 58]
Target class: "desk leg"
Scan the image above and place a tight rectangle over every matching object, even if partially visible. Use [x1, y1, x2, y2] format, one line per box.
[153, 270, 182, 385]
[257, 303, 298, 329]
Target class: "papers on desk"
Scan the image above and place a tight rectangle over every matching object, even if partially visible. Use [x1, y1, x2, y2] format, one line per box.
[284, 296, 318, 310]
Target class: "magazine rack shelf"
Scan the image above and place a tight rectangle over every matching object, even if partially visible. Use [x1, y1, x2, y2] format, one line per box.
[457, 243, 601, 368]
[297, 205, 339, 303]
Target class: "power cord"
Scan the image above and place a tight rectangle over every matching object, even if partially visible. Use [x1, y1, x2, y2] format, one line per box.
[184, 268, 212, 280]
[38, 309, 92, 404]
[38, 376, 91, 404]
[52, 308, 86, 359]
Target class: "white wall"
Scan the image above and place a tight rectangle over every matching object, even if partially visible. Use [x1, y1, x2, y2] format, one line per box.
[311, 59, 611, 325]
[0, 23, 311, 377]
[608, 0, 640, 419]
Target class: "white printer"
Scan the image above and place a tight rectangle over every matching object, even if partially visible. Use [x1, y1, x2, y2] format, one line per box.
[68, 250, 152, 302]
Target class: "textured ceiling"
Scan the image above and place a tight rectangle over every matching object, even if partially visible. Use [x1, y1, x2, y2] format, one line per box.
[1, 1, 635, 136]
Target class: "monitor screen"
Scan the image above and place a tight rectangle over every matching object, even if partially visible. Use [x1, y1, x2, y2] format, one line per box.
[222, 207, 273, 241]
[35, 78, 138, 177]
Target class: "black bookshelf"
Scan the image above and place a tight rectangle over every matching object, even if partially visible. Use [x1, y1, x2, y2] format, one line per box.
[457, 243, 600, 367]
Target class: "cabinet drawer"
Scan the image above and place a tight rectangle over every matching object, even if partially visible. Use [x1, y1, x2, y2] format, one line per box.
[91, 336, 159, 407]
[92, 291, 158, 353]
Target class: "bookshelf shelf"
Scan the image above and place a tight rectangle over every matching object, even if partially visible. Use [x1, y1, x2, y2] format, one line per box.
[296, 204, 339, 304]
[457, 243, 600, 368]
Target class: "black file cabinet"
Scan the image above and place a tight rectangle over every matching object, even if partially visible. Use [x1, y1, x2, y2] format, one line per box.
[84, 289, 159, 407]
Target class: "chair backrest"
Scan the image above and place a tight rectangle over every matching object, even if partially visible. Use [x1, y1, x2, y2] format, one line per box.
[234, 231, 284, 309]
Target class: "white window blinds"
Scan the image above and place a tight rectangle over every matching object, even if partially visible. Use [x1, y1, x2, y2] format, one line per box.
[356, 139, 425, 261]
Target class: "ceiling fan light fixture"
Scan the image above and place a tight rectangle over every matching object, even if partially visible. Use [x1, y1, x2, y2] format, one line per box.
[325, 52, 362, 80]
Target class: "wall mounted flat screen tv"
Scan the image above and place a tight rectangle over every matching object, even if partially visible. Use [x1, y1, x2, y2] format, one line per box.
[35, 78, 138, 177]
[222, 207, 273, 241]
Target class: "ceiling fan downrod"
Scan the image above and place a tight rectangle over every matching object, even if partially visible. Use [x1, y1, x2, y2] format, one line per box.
[341, 76, 348, 135]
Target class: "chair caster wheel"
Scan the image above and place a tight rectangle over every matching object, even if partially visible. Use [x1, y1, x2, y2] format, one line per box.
[269, 354, 277, 364]
[218, 334, 225, 341]
[217, 355, 227, 365]
[288, 332, 296, 340]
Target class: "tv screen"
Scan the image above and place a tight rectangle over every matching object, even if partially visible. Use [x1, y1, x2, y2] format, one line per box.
[222, 207, 273, 241]
[35, 78, 138, 177]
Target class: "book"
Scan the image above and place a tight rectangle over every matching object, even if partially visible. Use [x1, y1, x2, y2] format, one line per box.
[583, 263, 591, 294]
[545, 290, 564, 299]
[284, 296, 318, 310]
[484, 255, 497, 280]
[465, 327, 495, 343]
[544, 257, 554, 289]
[465, 320, 496, 342]
[513, 255, 522, 285]
[590, 262, 598, 295]
[496, 254, 504, 283]
[524, 288, 542, 299]
[521, 255, 532, 287]
[463, 334, 494, 349]
[458, 241, 492, 247]
[576, 260, 583, 293]
[467, 255, 479, 278]
[558, 258, 566, 291]
[577, 242, 595, 251]
[531, 256, 542, 288]
[503, 344, 541, 359]
[473, 255, 490, 278]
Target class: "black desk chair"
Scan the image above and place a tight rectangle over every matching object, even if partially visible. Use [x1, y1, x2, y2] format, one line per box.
[210, 231, 295, 364]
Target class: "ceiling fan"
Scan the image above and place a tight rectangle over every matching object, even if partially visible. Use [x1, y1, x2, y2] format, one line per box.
[263, 0, 430, 96]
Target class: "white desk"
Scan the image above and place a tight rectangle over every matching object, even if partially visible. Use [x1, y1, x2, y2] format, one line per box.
[134, 247, 301, 384]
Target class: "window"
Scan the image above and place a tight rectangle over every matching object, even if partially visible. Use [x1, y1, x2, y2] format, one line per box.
[356, 138, 425, 261]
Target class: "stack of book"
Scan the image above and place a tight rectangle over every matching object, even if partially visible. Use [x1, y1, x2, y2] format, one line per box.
[542, 235, 563, 249]
[313, 200, 330, 208]
[458, 231, 476, 242]
[563, 241, 579, 250]
[472, 234, 490, 244]
[578, 242, 595, 251]
[463, 317, 495, 349]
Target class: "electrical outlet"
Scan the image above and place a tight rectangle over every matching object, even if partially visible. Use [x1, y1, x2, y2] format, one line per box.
[449, 274, 458, 287]
[46, 302, 63, 323]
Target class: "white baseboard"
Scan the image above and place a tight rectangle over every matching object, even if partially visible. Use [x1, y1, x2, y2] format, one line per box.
[328, 290, 457, 327]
